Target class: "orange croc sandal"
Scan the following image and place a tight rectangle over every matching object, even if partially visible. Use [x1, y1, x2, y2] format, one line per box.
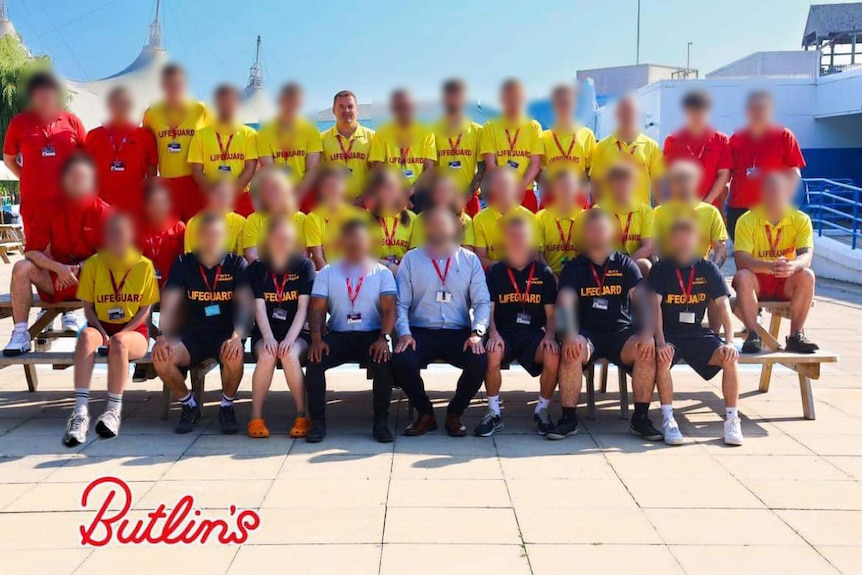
[247, 418, 270, 439]
[290, 416, 312, 438]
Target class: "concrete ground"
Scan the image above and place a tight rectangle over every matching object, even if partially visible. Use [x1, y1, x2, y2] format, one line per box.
[1, 254, 861, 575]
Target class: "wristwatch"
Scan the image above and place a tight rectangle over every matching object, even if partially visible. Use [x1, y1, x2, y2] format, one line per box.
[472, 327, 486, 338]
[381, 333, 392, 343]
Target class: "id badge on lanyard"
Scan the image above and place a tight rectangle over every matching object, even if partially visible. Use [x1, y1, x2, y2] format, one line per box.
[516, 312, 531, 325]
[167, 141, 182, 153]
[272, 308, 289, 321]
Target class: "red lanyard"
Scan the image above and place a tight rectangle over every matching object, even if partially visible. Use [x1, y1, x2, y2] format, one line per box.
[199, 265, 223, 299]
[147, 234, 163, 260]
[216, 133, 234, 161]
[589, 261, 610, 289]
[109, 268, 132, 298]
[346, 276, 365, 309]
[165, 105, 186, 139]
[448, 132, 464, 152]
[271, 272, 290, 305]
[336, 134, 355, 158]
[432, 257, 452, 286]
[41, 120, 57, 146]
[675, 267, 696, 304]
[553, 132, 577, 160]
[381, 218, 399, 245]
[686, 142, 706, 160]
[765, 225, 782, 254]
[616, 140, 637, 155]
[505, 129, 520, 153]
[108, 131, 127, 162]
[617, 212, 633, 246]
[506, 263, 536, 309]
[398, 146, 410, 168]
[555, 218, 574, 247]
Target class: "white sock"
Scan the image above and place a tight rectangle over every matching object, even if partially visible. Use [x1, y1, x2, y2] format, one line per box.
[661, 404, 674, 423]
[180, 393, 197, 408]
[487, 395, 501, 416]
[220, 393, 235, 408]
[74, 388, 89, 415]
[535, 396, 551, 414]
[13, 322, 27, 333]
[107, 392, 123, 412]
[726, 407, 738, 421]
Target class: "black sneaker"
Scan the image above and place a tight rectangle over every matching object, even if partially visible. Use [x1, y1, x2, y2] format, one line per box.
[533, 407, 555, 436]
[630, 417, 663, 441]
[786, 332, 819, 354]
[219, 405, 239, 434]
[373, 416, 394, 444]
[306, 420, 326, 443]
[741, 332, 762, 354]
[473, 409, 503, 437]
[175, 403, 201, 434]
[546, 415, 579, 440]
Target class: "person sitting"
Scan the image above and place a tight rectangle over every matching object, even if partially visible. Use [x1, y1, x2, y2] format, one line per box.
[306, 219, 398, 443]
[4, 153, 110, 356]
[242, 165, 307, 263]
[411, 172, 475, 249]
[650, 217, 742, 446]
[305, 166, 370, 270]
[597, 163, 655, 276]
[153, 213, 252, 434]
[185, 178, 246, 255]
[392, 208, 491, 437]
[479, 216, 560, 437]
[138, 178, 186, 289]
[554, 208, 660, 440]
[63, 213, 159, 446]
[365, 167, 416, 276]
[472, 166, 541, 268]
[733, 170, 818, 354]
[247, 218, 316, 439]
[536, 170, 589, 276]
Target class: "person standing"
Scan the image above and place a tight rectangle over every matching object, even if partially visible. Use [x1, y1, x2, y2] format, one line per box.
[188, 84, 258, 216]
[305, 219, 398, 444]
[392, 208, 491, 437]
[3, 72, 86, 232]
[143, 64, 210, 221]
[540, 84, 596, 194]
[320, 91, 375, 202]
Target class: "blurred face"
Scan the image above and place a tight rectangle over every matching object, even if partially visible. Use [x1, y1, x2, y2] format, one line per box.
[552, 88, 576, 123]
[144, 186, 172, 224]
[669, 224, 699, 262]
[105, 215, 134, 255]
[215, 89, 239, 121]
[266, 221, 296, 261]
[333, 94, 358, 126]
[259, 175, 290, 213]
[62, 162, 96, 200]
[488, 169, 518, 208]
[31, 86, 61, 116]
[503, 220, 533, 261]
[747, 95, 773, 128]
[198, 220, 227, 255]
[552, 171, 580, 205]
[391, 92, 414, 125]
[684, 105, 709, 130]
[583, 214, 614, 254]
[429, 176, 458, 208]
[279, 89, 302, 119]
[208, 181, 235, 212]
[107, 90, 134, 123]
[162, 72, 186, 101]
[616, 97, 638, 130]
[443, 87, 465, 115]
[340, 225, 371, 260]
[376, 171, 404, 211]
[667, 164, 701, 200]
[762, 172, 792, 210]
[607, 172, 635, 205]
[424, 209, 459, 247]
[500, 83, 524, 118]
[319, 173, 346, 206]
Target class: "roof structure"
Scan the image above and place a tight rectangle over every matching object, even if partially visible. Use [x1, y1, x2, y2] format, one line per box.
[803, 2, 862, 46]
[0, 0, 16, 39]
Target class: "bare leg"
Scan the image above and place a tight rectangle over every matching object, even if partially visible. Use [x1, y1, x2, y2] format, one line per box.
[535, 344, 560, 401]
[785, 268, 815, 333]
[707, 299, 722, 334]
[10, 260, 53, 324]
[558, 340, 589, 409]
[219, 343, 245, 398]
[251, 341, 277, 420]
[731, 269, 761, 332]
[282, 338, 309, 414]
[621, 337, 656, 404]
[106, 331, 148, 395]
[484, 347, 505, 398]
[635, 258, 652, 278]
[154, 342, 192, 399]
[656, 348, 674, 406]
[73, 328, 103, 391]
[709, 348, 739, 408]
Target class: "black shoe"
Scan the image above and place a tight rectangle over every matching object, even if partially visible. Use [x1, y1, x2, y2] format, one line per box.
[373, 415, 394, 443]
[219, 405, 239, 435]
[546, 415, 579, 440]
[786, 332, 819, 354]
[175, 403, 201, 434]
[630, 417, 663, 441]
[533, 407, 555, 436]
[741, 332, 762, 354]
[473, 409, 503, 437]
[131, 363, 148, 383]
[306, 420, 326, 443]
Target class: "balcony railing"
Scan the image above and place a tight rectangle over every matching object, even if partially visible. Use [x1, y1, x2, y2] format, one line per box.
[802, 178, 862, 249]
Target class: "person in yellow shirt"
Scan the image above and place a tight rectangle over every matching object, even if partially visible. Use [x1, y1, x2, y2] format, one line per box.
[597, 163, 655, 275]
[242, 165, 307, 263]
[473, 167, 542, 268]
[369, 89, 436, 192]
[653, 160, 728, 265]
[257, 82, 323, 203]
[536, 170, 590, 275]
[65, 212, 159, 445]
[733, 170, 818, 354]
[364, 167, 416, 275]
[188, 84, 258, 217]
[480, 78, 545, 212]
[591, 95, 664, 205]
[433, 78, 484, 215]
[541, 84, 596, 192]
[320, 90, 375, 201]
[185, 179, 246, 254]
[304, 165, 370, 269]
[142, 64, 210, 221]
[411, 172, 475, 249]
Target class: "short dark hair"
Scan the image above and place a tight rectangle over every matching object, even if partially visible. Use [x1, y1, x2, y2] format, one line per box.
[315, 164, 346, 189]
[198, 211, 226, 232]
[501, 77, 522, 93]
[214, 83, 241, 100]
[670, 216, 698, 235]
[333, 90, 357, 105]
[280, 82, 303, 99]
[682, 89, 711, 110]
[583, 207, 612, 226]
[60, 151, 95, 179]
[161, 63, 185, 80]
[442, 78, 466, 95]
[143, 177, 170, 202]
[606, 162, 636, 182]
[390, 87, 410, 102]
[107, 85, 131, 103]
[551, 83, 576, 100]
[747, 90, 773, 107]
[340, 217, 368, 238]
[26, 72, 61, 98]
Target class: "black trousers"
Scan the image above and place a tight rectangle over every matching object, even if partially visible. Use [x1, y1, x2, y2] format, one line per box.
[391, 327, 487, 417]
[306, 330, 393, 422]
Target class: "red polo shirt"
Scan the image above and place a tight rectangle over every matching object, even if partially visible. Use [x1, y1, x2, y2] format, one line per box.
[663, 128, 732, 204]
[26, 195, 110, 264]
[2, 111, 86, 223]
[85, 123, 158, 214]
[728, 126, 806, 209]
[138, 219, 186, 287]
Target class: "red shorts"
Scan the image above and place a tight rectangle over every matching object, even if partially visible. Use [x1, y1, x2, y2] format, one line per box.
[299, 191, 318, 214]
[521, 189, 540, 213]
[465, 193, 482, 217]
[103, 320, 150, 341]
[756, 273, 789, 301]
[163, 176, 204, 222]
[36, 272, 79, 304]
[235, 191, 255, 217]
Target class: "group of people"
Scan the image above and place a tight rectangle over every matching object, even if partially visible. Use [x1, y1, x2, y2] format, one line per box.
[0, 64, 821, 448]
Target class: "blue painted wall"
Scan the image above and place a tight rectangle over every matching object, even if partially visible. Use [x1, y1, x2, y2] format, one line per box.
[802, 148, 862, 186]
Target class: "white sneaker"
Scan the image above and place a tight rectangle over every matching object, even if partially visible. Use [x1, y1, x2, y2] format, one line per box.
[95, 408, 121, 438]
[663, 418, 685, 446]
[3, 329, 31, 356]
[724, 417, 744, 446]
[61, 312, 80, 333]
[63, 412, 90, 447]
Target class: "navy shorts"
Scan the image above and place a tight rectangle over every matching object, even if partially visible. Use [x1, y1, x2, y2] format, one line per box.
[499, 326, 546, 377]
[666, 329, 723, 380]
[582, 326, 637, 372]
[181, 332, 243, 371]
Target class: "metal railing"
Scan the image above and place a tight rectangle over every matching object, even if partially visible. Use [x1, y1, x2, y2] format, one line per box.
[802, 178, 862, 249]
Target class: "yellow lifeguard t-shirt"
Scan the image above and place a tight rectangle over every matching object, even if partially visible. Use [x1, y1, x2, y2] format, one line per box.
[369, 211, 416, 262]
[734, 206, 813, 261]
[536, 205, 588, 274]
[256, 118, 323, 184]
[591, 133, 665, 205]
[541, 125, 596, 179]
[187, 123, 258, 183]
[304, 203, 370, 260]
[597, 200, 655, 256]
[479, 117, 544, 177]
[653, 200, 728, 258]
[433, 119, 483, 195]
[369, 122, 437, 186]
[143, 100, 210, 178]
[241, 211, 307, 252]
[472, 205, 542, 262]
[77, 251, 160, 325]
[184, 211, 246, 254]
[320, 124, 375, 199]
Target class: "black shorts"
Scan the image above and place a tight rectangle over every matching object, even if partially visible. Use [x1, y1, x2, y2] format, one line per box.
[666, 329, 723, 380]
[181, 332, 242, 370]
[499, 326, 545, 377]
[251, 331, 311, 367]
[582, 326, 637, 372]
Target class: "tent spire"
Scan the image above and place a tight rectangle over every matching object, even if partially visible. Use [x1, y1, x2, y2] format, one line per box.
[146, 0, 162, 49]
[247, 35, 263, 90]
[0, 0, 8, 21]
[0, 0, 18, 40]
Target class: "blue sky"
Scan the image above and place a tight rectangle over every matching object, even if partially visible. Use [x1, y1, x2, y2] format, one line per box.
[8, 0, 851, 110]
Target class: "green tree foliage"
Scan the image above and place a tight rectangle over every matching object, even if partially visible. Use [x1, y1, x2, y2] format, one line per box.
[0, 34, 53, 147]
